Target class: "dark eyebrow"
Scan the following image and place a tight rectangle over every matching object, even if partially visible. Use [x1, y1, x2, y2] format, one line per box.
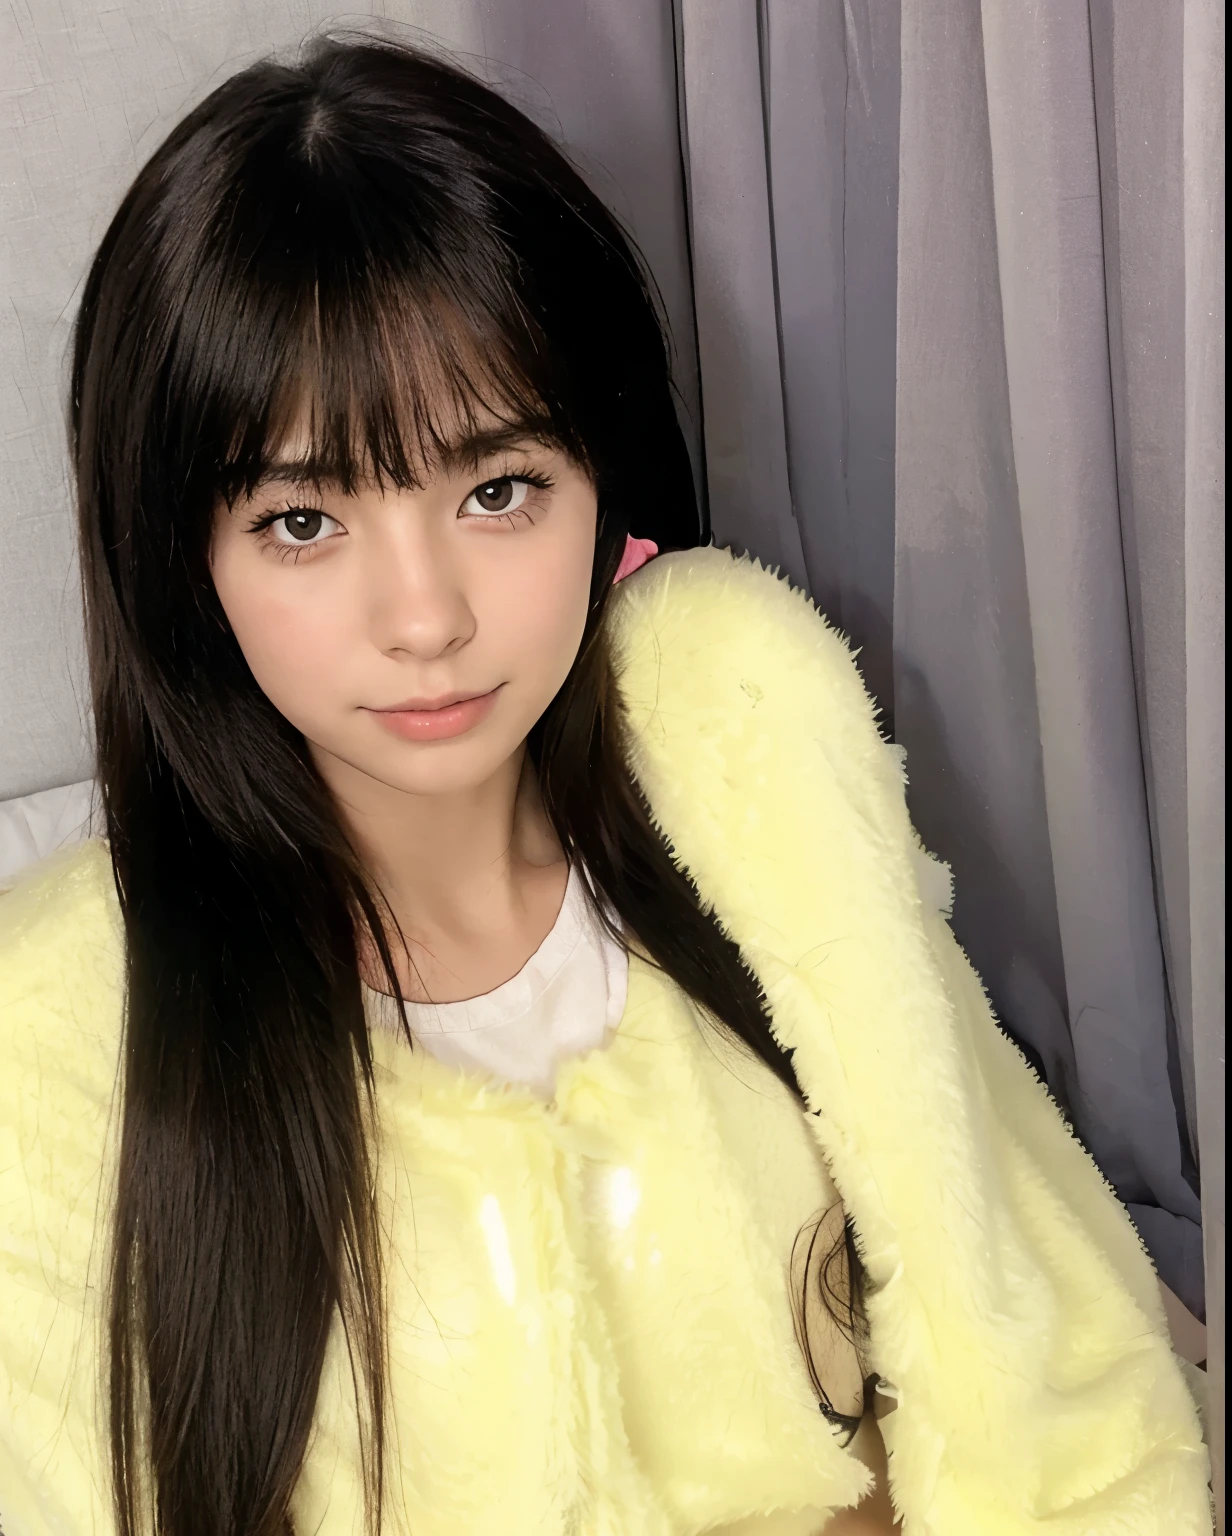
[250, 426, 558, 494]
[249, 456, 341, 492]
[435, 425, 558, 476]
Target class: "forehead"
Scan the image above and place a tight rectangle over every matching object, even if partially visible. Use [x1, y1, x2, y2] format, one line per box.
[254, 418, 559, 494]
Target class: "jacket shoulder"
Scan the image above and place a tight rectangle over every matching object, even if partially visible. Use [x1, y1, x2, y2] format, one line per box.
[607, 546, 907, 835]
[0, 836, 122, 1004]
[0, 837, 125, 1167]
[608, 545, 875, 709]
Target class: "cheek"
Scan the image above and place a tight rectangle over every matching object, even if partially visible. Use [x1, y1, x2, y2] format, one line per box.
[496, 519, 595, 698]
[212, 554, 349, 726]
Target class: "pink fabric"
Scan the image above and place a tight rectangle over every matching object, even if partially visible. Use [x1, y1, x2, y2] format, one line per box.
[612, 535, 659, 584]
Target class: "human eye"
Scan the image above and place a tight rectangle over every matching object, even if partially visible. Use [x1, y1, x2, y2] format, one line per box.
[459, 472, 553, 526]
[248, 505, 346, 560]
[269, 507, 344, 545]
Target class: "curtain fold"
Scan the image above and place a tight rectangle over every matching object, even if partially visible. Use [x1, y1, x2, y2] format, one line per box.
[892, 0, 1079, 1136]
[1088, 0, 1195, 1161]
[675, 0, 900, 708]
[760, 0, 900, 713]
[976, 0, 1202, 1303]
[673, 0, 808, 591]
[1182, 0, 1225, 1518]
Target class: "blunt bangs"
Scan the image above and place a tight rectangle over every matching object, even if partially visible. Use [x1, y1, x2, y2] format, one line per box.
[191, 112, 585, 511]
[221, 280, 578, 510]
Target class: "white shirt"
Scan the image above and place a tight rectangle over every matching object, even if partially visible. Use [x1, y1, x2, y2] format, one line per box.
[366, 863, 628, 1098]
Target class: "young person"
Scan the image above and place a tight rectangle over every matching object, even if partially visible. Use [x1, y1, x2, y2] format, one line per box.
[0, 34, 1210, 1536]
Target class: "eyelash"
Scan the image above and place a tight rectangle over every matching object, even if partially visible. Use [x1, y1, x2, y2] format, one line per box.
[246, 467, 556, 561]
[462, 469, 555, 530]
[244, 506, 338, 564]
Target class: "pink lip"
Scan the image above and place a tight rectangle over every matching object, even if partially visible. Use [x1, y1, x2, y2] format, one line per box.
[367, 685, 503, 742]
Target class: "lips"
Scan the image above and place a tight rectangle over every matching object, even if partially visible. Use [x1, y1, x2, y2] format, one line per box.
[365, 684, 504, 742]
[372, 687, 494, 714]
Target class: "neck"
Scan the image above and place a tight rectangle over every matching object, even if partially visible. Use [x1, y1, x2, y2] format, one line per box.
[311, 740, 567, 997]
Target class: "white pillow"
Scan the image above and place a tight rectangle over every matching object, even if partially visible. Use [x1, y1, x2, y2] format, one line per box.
[0, 779, 97, 883]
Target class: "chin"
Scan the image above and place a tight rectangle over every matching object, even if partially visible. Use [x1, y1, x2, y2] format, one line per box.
[379, 754, 511, 798]
[333, 726, 524, 798]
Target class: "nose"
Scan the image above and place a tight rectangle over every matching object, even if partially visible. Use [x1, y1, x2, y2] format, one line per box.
[364, 514, 476, 661]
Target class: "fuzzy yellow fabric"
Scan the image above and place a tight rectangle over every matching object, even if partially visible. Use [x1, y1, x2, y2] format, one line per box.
[608, 548, 1211, 1533]
[0, 546, 1211, 1534]
[0, 852, 867, 1536]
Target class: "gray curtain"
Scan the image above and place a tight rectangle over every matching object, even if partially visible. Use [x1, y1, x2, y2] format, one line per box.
[896, 0, 1209, 1296]
[2, 0, 1223, 1518]
[676, 0, 900, 712]
[1183, 0, 1225, 1513]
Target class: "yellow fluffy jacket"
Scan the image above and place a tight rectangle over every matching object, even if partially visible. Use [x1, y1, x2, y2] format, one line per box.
[0, 548, 1211, 1534]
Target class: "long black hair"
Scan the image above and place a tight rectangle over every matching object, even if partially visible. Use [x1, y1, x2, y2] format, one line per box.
[71, 33, 866, 1535]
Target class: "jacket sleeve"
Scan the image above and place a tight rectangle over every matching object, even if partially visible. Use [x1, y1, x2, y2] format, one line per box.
[882, 892, 1215, 1532]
